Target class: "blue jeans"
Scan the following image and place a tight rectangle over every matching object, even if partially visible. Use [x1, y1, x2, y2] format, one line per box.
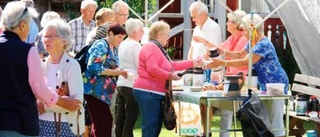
[133, 89, 164, 137]
[0, 130, 36, 137]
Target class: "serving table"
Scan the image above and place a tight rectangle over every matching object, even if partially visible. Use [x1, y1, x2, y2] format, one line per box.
[173, 90, 291, 137]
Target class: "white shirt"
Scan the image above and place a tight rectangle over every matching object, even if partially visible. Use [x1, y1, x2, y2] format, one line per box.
[191, 17, 222, 59]
[117, 38, 142, 87]
[39, 63, 68, 122]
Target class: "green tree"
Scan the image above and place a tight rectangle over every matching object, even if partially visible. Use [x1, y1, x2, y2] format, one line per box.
[64, 0, 157, 21]
[96, 0, 157, 19]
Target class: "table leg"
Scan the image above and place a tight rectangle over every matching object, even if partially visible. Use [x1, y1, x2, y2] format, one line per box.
[206, 100, 211, 137]
[285, 99, 289, 137]
[233, 100, 237, 137]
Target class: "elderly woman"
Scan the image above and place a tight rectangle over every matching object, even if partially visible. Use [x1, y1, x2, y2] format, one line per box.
[85, 8, 114, 45]
[36, 19, 85, 137]
[35, 11, 60, 59]
[207, 13, 289, 137]
[115, 18, 144, 137]
[83, 23, 127, 137]
[194, 9, 248, 137]
[0, 1, 81, 136]
[133, 21, 201, 137]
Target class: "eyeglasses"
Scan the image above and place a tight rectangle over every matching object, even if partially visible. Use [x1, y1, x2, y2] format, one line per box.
[19, 7, 28, 21]
[116, 12, 129, 18]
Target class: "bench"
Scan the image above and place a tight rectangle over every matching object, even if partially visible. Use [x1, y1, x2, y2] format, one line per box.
[289, 73, 320, 137]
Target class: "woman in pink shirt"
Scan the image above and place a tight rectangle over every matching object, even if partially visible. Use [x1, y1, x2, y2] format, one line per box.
[193, 10, 248, 137]
[133, 21, 201, 137]
[195, 10, 248, 77]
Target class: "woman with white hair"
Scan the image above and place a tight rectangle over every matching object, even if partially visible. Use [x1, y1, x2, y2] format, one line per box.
[207, 13, 289, 137]
[37, 19, 85, 137]
[0, 1, 81, 136]
[35, 11, 60, 59]
[115, 18, 144, 137]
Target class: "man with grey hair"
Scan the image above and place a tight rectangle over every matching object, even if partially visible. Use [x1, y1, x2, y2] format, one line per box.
[68, 0, 97, 54]
[89, 0, 129, 45]
[187, 1, 232, 137]
[21, 0, 39, 45]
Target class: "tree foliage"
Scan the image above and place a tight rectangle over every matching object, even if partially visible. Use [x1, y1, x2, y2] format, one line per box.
[96, 0, 157, 19]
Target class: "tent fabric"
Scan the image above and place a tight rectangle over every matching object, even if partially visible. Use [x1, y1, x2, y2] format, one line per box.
[266, 0, 320, 77]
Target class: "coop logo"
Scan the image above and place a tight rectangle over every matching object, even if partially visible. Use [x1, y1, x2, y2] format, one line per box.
[180, 128, 199, 134]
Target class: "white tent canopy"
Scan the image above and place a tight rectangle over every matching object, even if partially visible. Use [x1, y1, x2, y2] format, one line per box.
[267, 0, 320, 77]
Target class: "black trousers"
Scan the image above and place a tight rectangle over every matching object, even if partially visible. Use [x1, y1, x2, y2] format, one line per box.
[84, 95, 112, 137]
[115, 86, 139, 137]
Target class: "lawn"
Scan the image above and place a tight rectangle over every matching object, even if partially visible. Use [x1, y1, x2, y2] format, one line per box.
[133, 115, 315, 137]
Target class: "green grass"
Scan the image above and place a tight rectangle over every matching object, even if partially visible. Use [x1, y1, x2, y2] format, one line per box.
[133, 115, 315, 137]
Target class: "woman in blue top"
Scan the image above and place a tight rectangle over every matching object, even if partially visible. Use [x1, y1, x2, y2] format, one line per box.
[83, 23, 127, 137]
[207, 13, 288, 137]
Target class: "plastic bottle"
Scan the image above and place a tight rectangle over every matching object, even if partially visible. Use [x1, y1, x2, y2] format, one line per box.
[308, 96, 319, 117]
[295, 94, 307, 116]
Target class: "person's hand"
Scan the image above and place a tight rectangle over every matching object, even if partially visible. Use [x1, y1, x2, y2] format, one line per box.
[193, 56, 204, 67]
[192, 36, 207, 44]
[37, 102, 46, 115]
[58, 97, 82, 112]
[206, 58, 223, 69]
[171, 72, 182, 81]
[216, 47, 226, 56]
[119, 70, 128, 79]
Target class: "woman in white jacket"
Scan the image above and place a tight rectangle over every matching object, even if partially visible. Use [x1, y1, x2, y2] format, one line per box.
[37, 19, 85, 137]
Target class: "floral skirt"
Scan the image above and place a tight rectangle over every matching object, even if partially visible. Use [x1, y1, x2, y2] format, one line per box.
[39, 119, 81, 137]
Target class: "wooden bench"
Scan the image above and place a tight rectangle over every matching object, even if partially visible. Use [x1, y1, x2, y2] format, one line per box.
[289, 73, 320, 137]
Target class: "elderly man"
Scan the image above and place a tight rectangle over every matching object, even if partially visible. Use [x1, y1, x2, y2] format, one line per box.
[89, 0, 129, 45]
[68, 0, 97, 54]
[188, 2, 232, 137]
[21, 0, 39, 45]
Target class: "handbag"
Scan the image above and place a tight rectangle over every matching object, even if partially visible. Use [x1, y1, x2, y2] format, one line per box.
[55, 81, 81, 137]
[163, 78, 177, 130]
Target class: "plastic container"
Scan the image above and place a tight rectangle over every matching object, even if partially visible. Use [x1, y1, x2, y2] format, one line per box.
[192, 67, 204, 86]
[306, 130, 317, 137]
[183, 68, 193, 92]
[266, 83, 285, 96]
[295, 94, 307, 116]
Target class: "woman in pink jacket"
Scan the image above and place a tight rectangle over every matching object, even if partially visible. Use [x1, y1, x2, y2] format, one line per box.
[133, 21, 201, 137]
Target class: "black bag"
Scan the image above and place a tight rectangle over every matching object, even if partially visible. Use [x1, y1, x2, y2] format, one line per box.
[163, 80, 177, 130]
[236, 90, 274, 137]
[74, 44, 92, 73]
